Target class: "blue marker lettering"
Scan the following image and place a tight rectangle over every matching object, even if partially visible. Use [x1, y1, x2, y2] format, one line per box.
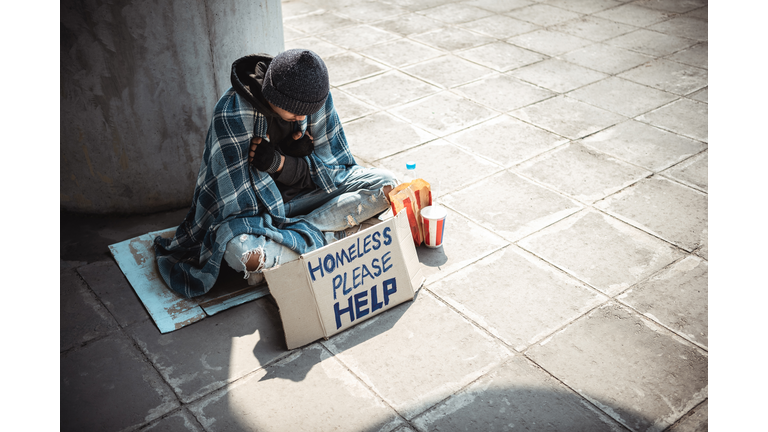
[332, 274, 343, 300]
[308, 257, 324, 281]
[383, 226, 392, 246]
[371, 285, 383, 312]
[352, 265, 362, 289]
[383, 277, 397, 305]
[382, 251, 392, 273]
[361, 263, 372, 287]
[334, 296, 355, 329]
[354, 291, 369, 319]
[323, 253, 336, 275]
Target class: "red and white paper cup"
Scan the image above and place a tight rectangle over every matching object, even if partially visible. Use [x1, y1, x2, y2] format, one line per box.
[421, 205, 447, 248]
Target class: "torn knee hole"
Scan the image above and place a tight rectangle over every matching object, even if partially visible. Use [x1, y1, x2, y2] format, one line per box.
[242, 247, 265, 273]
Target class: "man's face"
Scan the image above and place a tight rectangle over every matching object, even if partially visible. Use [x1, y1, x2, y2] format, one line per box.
[268, 101, 306, 122]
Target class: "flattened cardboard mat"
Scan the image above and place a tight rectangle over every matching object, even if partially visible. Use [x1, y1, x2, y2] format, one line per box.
[109, 213, 424, 342]
[109, 229, 270, 333]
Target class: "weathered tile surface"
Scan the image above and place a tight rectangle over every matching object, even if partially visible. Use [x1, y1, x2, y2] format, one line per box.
[459, 14, 540, 38]
[343, 112, 437, 162]
[667, 42, 708, 69]
[412, 356, 625, 431]
[391, 91, 497, 136]
[518, 210, 683, 295]
[683, 5, 708, 20]
[507, 29, 593, 56]
[371, 13, 445, 36]
[457, 41, 547, 72]
[324, 52, 388, 86]
[284, 11, 355, 35]
[579, 120, 706, 172]
[334, 1, 408, 22]
[557, 43, 654, 75]
[444, 114, 566, 167]
[607, 29, 696, 57]
[442, 170, 582, 242]
[510, 4, 581, 26]
[413, 208, 510, 285]
[61, 333, 179, 432]
[77, 260, 150, 328]
[618, 255, 708, 348]
[411, 26, 495, 51]
[339, 70, 440, 109]
[542, 0, 625, 15]
[332, 90, 378, 123]
[418, 2, 494, 24]
[463, 0, 533, 14]
[61, 268, 119, 352]
[188, 344, 405, 432]
[358, 38, 443, 68]
[510, 95, 626, 140]
[452, 74, 555, 112]
[637, 98, 707, 143]
[402, 55, 495, 88]
[128, 298, 288, 403]
[322, 292, 512, 419]
[376, 139, 501, 194]
[526, 302, 708, 432]
[142, 408, 204, 432]
[551, 15, 637, 42]
[595, 176, 707, 253]
[648, 16, 708, 41]
[430, 247, 607, 350]
[517, 142, 651, 203]
[688, 87, 707, 103]
[662, 150, 708, 192]
[593, 3, 674, 27]
[668, 400, 708, 432]
[280, 0, 321, 19]
[567, 76, 677, 117]
[633, 0, 707, 15]
[619, 59, 707, 95]
[510, 58, 608, 93]
[320, 24, 400, 50]
[285, 36, 345, 58]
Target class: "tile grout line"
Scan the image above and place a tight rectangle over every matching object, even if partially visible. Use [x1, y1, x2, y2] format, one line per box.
[314, 342, 417, 431]
[66, 267, 201, 431]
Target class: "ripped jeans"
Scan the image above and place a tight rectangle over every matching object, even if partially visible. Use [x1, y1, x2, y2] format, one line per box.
[223, 166, 397, 282]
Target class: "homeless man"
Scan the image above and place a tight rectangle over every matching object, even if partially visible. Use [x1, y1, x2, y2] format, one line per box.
[154, 49, 398, 298]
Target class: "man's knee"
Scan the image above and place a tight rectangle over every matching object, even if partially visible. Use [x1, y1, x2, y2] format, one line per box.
[244, 249, 263, 272]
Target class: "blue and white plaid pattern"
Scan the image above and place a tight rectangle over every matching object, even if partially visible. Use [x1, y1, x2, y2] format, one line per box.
[154, 89, 357, 298]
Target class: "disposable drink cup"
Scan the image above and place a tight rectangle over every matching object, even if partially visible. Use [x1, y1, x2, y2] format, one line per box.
[421, 205, 447, 248]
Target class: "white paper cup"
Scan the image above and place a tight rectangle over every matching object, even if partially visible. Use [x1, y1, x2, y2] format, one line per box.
[421, 205, 447, 248]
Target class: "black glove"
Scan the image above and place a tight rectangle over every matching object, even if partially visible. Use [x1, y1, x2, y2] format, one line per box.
[249, 139, 282, 173]
[278, 132, 314, 157]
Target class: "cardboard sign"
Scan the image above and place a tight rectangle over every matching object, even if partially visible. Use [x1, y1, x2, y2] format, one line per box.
[264, 212, 423, 349]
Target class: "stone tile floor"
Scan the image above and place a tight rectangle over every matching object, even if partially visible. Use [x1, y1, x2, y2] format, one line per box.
[60, 0, 710, 430]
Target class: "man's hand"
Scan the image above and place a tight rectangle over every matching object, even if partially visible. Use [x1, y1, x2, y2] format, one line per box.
[279, 131, 314, 157]
[249, 136, 282, 173]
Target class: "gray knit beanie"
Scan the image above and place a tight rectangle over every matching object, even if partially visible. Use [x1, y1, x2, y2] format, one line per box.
[261, 49, 329, 116]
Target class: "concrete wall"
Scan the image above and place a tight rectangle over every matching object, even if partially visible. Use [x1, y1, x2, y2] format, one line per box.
[61, 0, 284, 214]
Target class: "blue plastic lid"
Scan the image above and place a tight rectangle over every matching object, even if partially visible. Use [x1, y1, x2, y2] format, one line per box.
[406, 162, 416, 170]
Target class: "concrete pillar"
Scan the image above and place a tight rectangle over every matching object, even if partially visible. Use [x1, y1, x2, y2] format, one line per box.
[61, 0, 284, 214]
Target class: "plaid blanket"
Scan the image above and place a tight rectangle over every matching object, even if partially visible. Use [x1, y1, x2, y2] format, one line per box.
[154, 89, 357, 298]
